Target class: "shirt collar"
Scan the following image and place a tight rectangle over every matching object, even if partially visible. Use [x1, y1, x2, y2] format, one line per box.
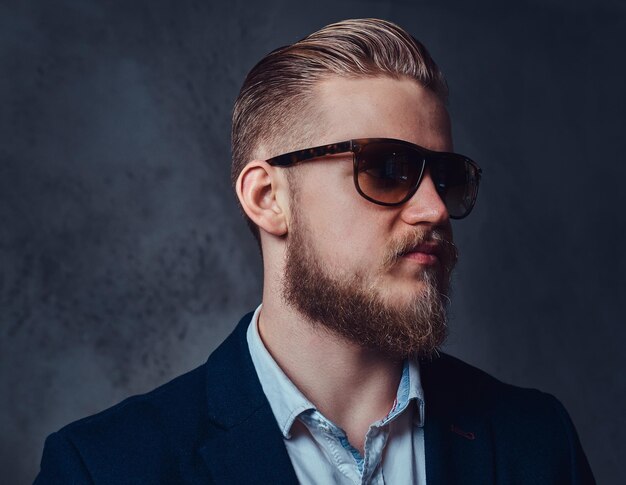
[247, 304, 315, 438]
[386, 357, 425, 427]
[246, 304, 426, 438]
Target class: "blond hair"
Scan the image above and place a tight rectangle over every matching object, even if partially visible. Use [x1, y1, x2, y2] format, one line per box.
[231, 18, 448, 241]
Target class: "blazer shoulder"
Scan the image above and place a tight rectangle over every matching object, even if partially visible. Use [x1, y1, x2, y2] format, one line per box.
[61, 361, 209, 439]
[421, 351, 550, 404]
[35, 313, 257, 483]
[422, 352, 595, 483]
[420, 351, 581, 434]
[36, 362, 211, 483]
[50, 311, 255, 444]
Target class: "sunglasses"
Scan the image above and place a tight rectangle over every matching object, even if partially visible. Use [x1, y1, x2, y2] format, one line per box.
[266, 138, 482, 219]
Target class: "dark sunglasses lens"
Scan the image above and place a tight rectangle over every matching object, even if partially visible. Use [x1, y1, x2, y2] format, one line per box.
[356, 143, 424, 204]
[430, 155, 480, 218]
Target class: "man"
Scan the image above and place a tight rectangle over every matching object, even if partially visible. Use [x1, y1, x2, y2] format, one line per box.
[35, 18, 594, 484]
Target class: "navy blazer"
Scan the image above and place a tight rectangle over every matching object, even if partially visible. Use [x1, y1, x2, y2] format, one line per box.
[35, 313, 595, 484]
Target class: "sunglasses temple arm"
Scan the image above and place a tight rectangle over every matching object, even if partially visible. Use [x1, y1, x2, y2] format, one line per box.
[267, 141, 354, 166]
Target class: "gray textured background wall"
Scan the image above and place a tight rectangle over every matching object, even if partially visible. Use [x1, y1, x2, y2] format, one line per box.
[1, 0, 624, 483]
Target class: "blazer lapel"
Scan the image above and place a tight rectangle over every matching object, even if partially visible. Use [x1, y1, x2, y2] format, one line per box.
[196, 316, 498, 484]
[197, 313, 299, 485]
[421, 354, 496, 485]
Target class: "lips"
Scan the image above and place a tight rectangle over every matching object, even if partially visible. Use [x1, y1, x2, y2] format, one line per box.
[402, 242, 442, 264]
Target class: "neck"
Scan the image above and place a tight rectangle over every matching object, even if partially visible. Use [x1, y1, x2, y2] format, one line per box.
[258, 297, 403, 453]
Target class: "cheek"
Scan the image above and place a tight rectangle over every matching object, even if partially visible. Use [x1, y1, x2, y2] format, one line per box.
[297, 176, 391, 271]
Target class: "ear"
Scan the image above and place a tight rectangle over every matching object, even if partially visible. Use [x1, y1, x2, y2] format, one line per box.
[236, 161, 289, 237]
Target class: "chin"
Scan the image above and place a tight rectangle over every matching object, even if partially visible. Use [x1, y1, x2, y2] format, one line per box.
[379, 280, 430, 306]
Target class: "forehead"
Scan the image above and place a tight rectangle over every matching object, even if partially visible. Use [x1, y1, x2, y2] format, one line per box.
[311, 75, 452, 152]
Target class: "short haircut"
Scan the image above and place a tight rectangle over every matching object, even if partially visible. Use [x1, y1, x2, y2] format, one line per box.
[231, 18, 448, 242]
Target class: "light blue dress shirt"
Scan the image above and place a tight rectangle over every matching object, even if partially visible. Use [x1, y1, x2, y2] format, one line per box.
[246, 304, 427, 484]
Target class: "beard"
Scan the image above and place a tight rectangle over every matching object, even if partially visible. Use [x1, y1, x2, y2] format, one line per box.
[281, 207, 457, 360]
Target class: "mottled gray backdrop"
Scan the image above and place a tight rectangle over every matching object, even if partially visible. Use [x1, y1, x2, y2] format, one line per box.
[1, 0, 624, 483]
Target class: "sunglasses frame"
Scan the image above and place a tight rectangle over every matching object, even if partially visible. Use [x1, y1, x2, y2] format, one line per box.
[266, 137, 482, 219]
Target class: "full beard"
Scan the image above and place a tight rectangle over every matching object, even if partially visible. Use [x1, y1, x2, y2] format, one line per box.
[282, 210, 457, 361]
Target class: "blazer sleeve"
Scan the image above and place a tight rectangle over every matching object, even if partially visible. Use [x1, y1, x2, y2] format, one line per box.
[34, 431, 94, 485]
[548, 394, 596, 485]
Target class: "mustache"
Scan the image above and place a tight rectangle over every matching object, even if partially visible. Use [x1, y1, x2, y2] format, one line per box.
[381, 228, 458, 271]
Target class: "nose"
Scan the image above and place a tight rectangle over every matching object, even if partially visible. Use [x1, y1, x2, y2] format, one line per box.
[399, 168, 450, 226]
